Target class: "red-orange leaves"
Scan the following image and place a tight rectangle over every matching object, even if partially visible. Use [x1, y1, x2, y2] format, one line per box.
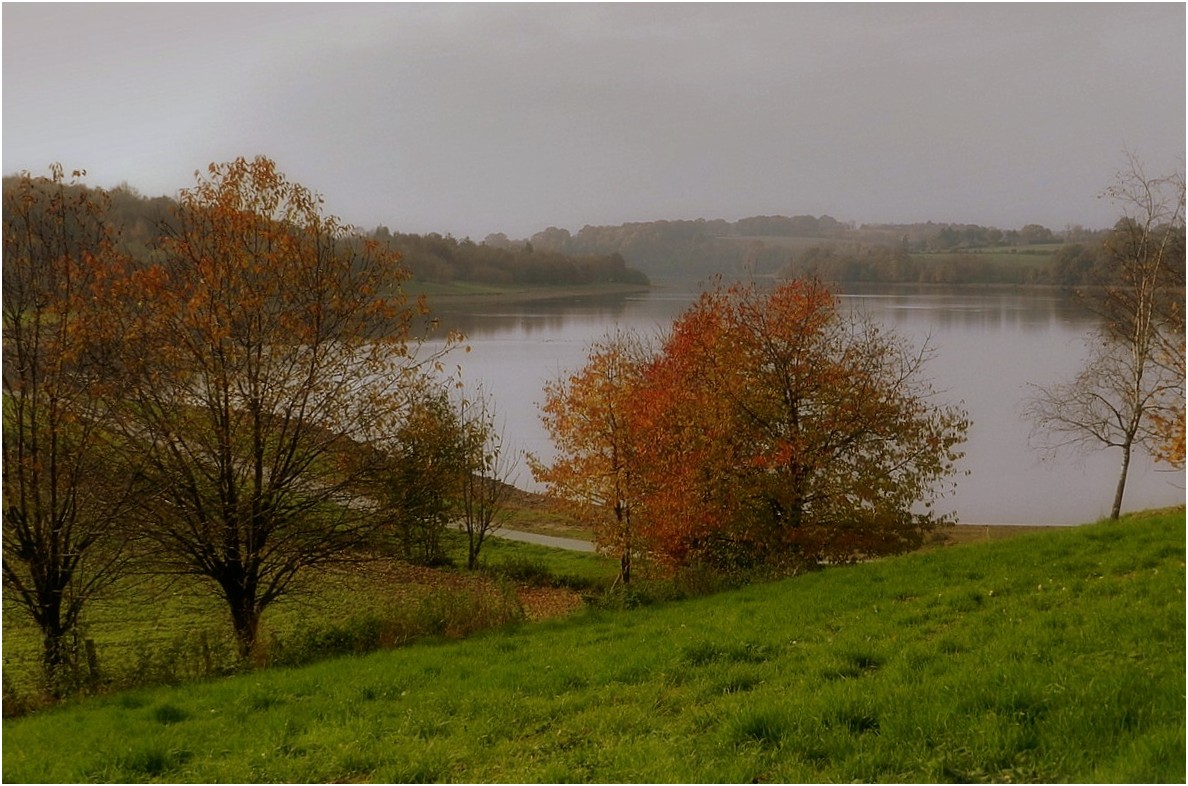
[671, 280, 969, 567]
[538, 279, 970, 575]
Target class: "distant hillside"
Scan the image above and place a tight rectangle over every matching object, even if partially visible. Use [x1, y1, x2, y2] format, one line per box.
[497, 214, 1110, 284]
[366, 226, 648, 288]
[0, 176, 649, 290]
[5, 172, 1116, 287]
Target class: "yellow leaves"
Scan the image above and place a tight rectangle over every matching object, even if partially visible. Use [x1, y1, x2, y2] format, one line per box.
[1150, 408, 1186, 469]
[535, 331, 651, 558]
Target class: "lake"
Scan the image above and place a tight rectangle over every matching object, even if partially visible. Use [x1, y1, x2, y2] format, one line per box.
[429, 282, 1184, 525]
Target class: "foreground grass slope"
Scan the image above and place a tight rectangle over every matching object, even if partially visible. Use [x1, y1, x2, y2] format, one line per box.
[4, 509, 1183, 783]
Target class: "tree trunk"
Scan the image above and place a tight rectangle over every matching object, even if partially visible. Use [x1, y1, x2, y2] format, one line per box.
[467, 533, 482, 571]
[615, 499, 631, 585]
[226, 591, 261, 661]
[1110, 441, 1133, 520]
[41, 625, 69, 696]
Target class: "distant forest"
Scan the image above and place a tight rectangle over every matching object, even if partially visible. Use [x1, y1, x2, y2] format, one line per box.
[492, 214, 1118, 286]
[10, 174, 1127, 288]
[369, 225, 648, 287]
[0, 178, 649, 290]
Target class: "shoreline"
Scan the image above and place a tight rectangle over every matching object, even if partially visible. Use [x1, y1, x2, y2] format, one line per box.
[409, 281, 651, 308]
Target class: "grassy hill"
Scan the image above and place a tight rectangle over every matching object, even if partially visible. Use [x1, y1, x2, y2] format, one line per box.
[3, 509, 1183, 783]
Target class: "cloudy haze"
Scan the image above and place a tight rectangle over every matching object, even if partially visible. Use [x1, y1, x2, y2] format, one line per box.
[4, 3, 1184, 239]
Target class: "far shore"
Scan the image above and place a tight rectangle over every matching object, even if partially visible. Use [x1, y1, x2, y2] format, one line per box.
[406, 280, 651, 308]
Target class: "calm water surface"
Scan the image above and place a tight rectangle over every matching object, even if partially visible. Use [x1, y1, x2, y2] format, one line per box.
[431, 283, 1184, 525]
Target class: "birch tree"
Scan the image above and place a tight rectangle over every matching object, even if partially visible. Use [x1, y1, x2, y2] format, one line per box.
[1027, 157, 1185, 518]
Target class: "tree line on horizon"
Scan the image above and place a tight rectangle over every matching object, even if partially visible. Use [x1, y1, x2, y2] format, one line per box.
[490, 214, 1110, 282]
[779, 232, 1148, 287]
[8, 167, 1127, 288]
[369, 225, 648, 287]
[0, 173, 651, 291]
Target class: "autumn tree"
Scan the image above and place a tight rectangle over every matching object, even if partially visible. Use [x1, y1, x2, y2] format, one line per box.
[109, 157, 455, 658]
[2, 167, 141, 691]
[1027, 158, 1185, 517]
[533, 330, 653, 584]
[456, 385, 518, 570]
[633, 280, 969, 570]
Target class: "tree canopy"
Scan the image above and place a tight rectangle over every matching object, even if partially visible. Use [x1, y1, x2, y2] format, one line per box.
[537, 280, 970, 575]
[104, 156, 458, 657]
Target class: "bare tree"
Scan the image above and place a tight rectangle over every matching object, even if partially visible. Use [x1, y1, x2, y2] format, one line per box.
[1027, 337, 1181, 519]
[1027, 156, 1185, 519]
[456, 386, 518, 570]
[2, 167, 140, 691]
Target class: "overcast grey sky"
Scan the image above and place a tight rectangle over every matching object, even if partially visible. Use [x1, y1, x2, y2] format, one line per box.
[3, 3, 1184, 239]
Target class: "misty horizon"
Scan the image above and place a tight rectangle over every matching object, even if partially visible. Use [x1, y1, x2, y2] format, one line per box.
[4, 4, 1184, 240]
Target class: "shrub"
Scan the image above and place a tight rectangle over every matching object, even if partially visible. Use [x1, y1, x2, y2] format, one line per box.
[486, 557, 556, 587]
[265, 586, 524, 669]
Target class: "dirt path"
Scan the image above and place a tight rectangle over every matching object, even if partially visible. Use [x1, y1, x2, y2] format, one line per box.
[489, 527, 596, 552]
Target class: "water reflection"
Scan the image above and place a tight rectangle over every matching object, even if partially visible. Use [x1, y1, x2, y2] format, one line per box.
[433, 294, 634, 337]
[434, 284, 1102, 338]
[840, 287, 1098, 334]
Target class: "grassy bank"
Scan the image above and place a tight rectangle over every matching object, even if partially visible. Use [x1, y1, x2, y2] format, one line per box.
[4, 508, 1183, 782]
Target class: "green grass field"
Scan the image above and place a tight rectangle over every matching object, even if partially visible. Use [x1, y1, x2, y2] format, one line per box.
[0, 531, 618, 700]
[3, 508, 1183, 783]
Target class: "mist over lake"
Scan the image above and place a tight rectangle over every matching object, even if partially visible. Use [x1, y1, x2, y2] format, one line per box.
[431, 282, 1184, 526]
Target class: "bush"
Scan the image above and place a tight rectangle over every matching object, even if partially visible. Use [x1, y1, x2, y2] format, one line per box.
[485, 557, 556, 587]
[265, 586, 524, 668]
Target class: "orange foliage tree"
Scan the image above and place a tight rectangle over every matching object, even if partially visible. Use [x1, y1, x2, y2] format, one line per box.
[3, 166, 141, 690]
[533, 331, 652, 584]
[634, 281, 969, 569]
[1149, 332, 1186, 469]
[107, 157, 455, 658]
